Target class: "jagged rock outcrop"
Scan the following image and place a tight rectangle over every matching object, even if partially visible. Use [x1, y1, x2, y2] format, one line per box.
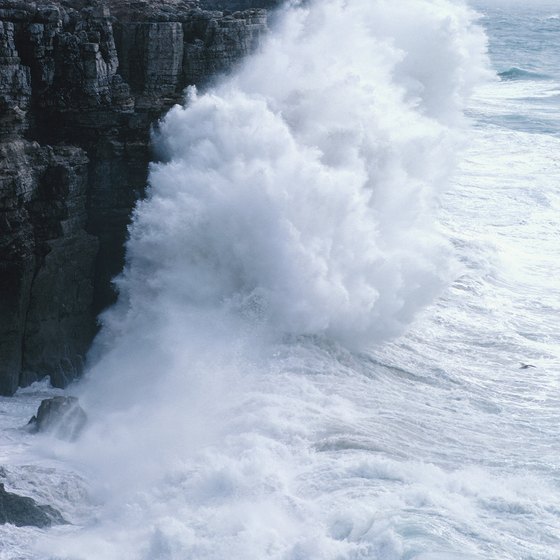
[0, 0, 268, 395]
[28, 395, 87, 440]
[0, 482, 67, 527]
[200, 0, 282, 10]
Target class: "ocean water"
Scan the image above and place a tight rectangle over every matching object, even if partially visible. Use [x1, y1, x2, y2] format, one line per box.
[1, 0, 559, 559]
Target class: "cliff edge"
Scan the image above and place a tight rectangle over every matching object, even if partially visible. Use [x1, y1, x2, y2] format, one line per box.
[0, 0, 270, 394]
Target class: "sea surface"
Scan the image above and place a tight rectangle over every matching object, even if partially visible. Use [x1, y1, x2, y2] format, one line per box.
[0, 1, 559, 559]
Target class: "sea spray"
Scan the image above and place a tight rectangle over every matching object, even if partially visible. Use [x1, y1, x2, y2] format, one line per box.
[102, 0, 488, 347]
[38, 0, 489, 558]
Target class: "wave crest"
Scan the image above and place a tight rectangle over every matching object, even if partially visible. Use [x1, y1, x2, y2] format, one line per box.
[109, 0, 489, 346]
[498, 67, 551, 81]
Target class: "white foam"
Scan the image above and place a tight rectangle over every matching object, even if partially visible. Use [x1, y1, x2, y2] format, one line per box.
[29, 0, 507, 558]
[104, 0, 488, 348]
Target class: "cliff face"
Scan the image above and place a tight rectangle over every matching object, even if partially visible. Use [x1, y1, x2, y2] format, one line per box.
[0, 0, 268, 395]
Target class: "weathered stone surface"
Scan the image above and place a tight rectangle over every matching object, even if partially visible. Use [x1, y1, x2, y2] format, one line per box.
[199, 0, 282, 10]
[28, 395, 87, 440]
[0, 20, 31, 137]
[115, 21, 184, 106]
[0, 482, 67, 527]
[183, 9, 267, 86]
[0, 141, 97, 395]
[0, 0, 268, 394]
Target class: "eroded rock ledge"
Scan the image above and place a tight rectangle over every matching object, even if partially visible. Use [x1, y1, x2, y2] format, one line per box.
[0, 482, 67, 527]
[0, 0, 273, 394]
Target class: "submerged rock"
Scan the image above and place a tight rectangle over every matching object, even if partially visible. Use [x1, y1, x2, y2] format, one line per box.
[28, 396, 87, 440]
[0, 483, 66, 527]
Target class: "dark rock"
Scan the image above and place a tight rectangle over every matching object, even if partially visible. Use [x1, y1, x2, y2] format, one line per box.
[0, 141, 97, 395]
[198, 0, 282, 10]
[182, 8, 267, 86]
[28, 396, 87, 440]
[0, 20, 32, 138]
[114, 21, 185, 105]
[0, 0, 268, 394]
[0, 482, 67, 527]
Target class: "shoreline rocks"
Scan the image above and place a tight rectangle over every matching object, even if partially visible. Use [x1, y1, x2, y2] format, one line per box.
[28, 395, 87, 440]
[0, 482, 67, 527]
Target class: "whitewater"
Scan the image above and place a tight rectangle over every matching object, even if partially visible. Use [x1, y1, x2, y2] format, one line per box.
[1, 0, 559, 558]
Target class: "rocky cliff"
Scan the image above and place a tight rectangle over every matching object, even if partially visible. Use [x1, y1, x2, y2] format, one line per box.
[0, 0, 270, 395]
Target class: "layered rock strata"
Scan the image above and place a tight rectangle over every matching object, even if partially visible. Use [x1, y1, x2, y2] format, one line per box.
[0, 0, 268, 394]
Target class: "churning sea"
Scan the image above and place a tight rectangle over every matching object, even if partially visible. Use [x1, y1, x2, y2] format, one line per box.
[0, 1, 559, 559]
